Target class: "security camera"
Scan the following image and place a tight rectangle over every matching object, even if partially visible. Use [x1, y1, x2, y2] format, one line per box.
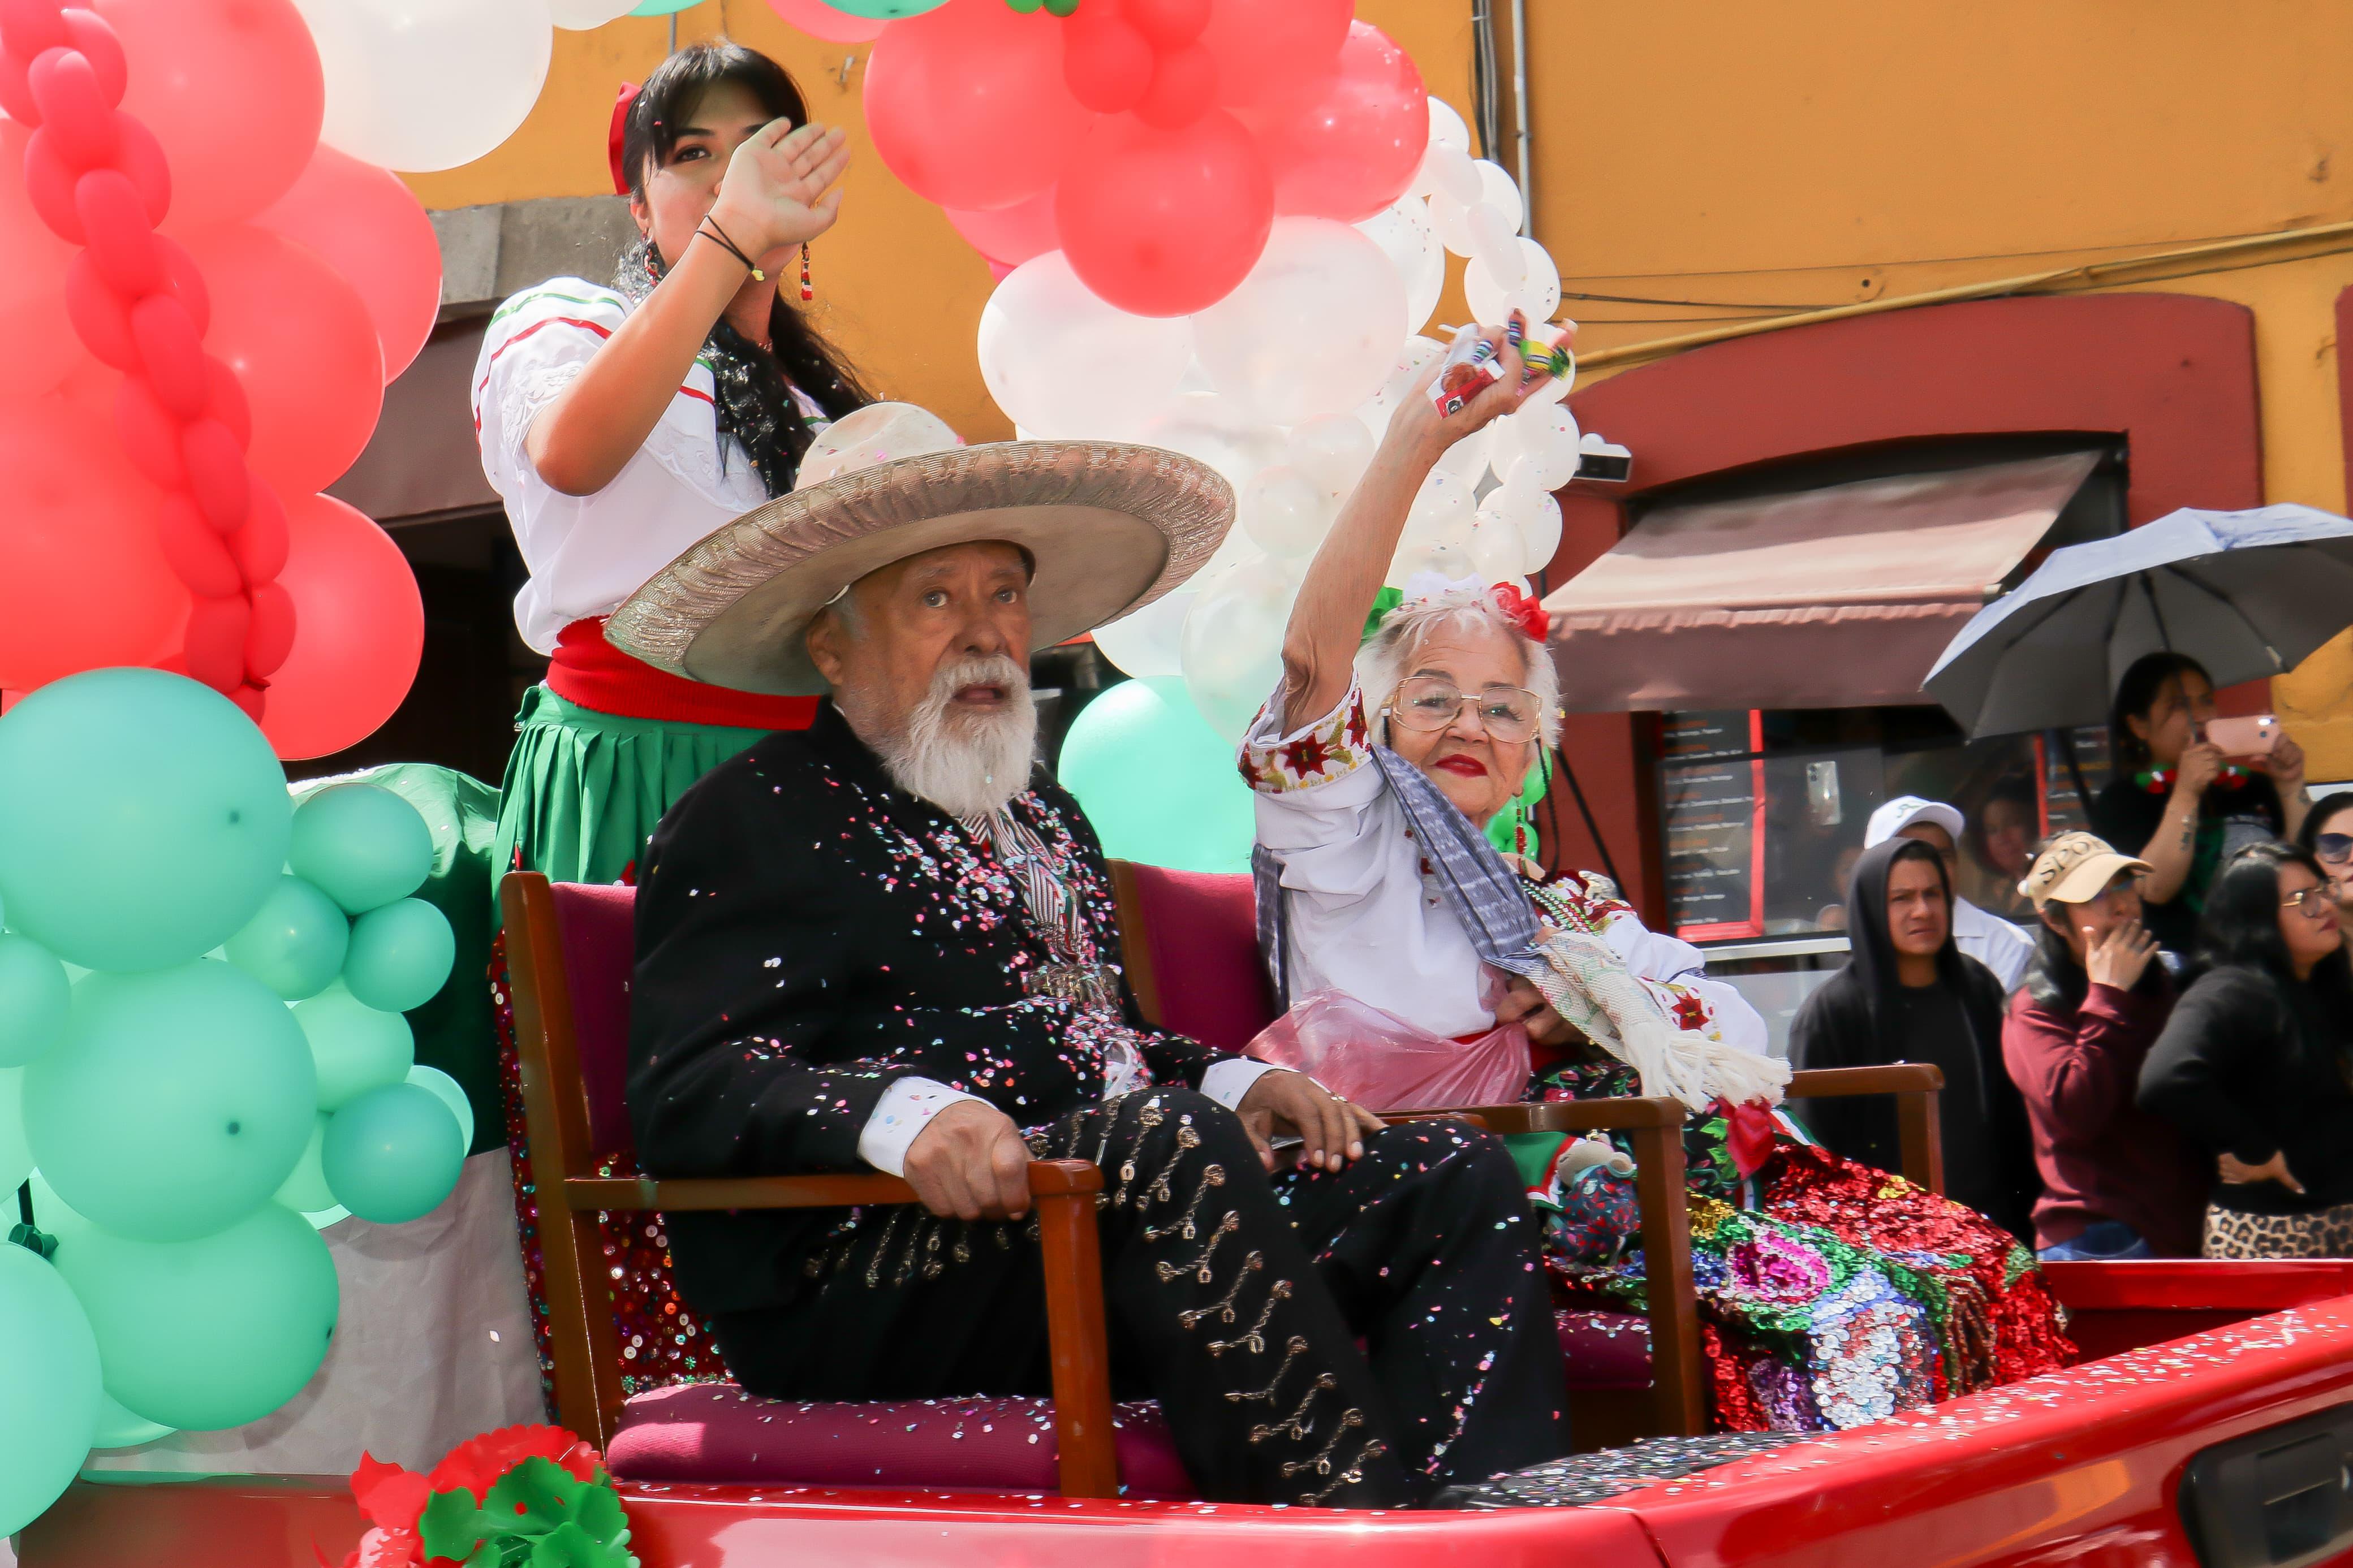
[1575, 433, 1632, 483]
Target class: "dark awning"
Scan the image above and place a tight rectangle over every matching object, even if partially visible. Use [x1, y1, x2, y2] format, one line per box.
[1542, 450, 2101, 711]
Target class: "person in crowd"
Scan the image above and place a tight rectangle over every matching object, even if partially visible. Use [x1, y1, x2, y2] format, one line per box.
[2140, 841, 2353, 1258]
[1867, 796, 2033, 991]
[619, 419, 1567, 1509]
[2296, 792, 2353, 943]
[1244, 316, 2070, 1436]
[1788, 837, 2040, 1241]
[1966, 777, 2040, 921]
[2091, 653, 2309, 956]
[2001, 833, 2204, 1259]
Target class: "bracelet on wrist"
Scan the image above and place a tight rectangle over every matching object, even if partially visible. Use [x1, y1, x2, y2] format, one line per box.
[697, 217, 766, 282]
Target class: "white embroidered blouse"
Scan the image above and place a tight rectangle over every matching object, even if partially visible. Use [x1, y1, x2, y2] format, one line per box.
[1244, 683, 1770, 1055]
[471, 277, 826, 654]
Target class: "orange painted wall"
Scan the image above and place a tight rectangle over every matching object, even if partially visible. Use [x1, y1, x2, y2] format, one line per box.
[403, 1, 1476, 447]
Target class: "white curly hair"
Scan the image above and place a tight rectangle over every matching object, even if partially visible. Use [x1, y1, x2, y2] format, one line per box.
[1354, 576, 1561, 749]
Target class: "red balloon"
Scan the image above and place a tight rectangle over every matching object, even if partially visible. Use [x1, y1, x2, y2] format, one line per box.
[944, 187, 1060, 269]
[92, 0, 324, 230]
[1136, 41, 1216, 129]
[865, 0, 1086, 211]
[0, 390, 188, 690]
[762, 0, 887, 42]
[1198, 0, 1351, 108]
[1061, 5, 1152, 115]
[258, 492, 423, 760]
[1243, 22, 1427, 223]
[1055, 110, 1272, 317]
[1126, 0, 1209, 49]
[182, 224, 384, 495]
[256, 146, 443, 383]
[0, 121, 78, 317]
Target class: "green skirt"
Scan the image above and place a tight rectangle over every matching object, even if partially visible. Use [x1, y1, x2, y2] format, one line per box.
[492, 683, 781, 892]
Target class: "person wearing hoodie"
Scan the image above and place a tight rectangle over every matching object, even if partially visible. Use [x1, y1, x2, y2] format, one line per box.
[1789, 836, 2040, 1241]
[1864, 796, 2035, 992]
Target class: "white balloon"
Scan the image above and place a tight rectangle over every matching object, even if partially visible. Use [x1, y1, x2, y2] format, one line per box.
[1287, 414, 1376, 504]
[1354, 335, 1447, 440]
[1181, 570, 1294, 742]
[1193, 218, 1407, 427]
[1503, 404, 1584, 489]
[548, 0, 635, 24]
[1468, 205, 1523, 280]
[1429, 189, 1479, 258]
[1402, 466, 1475, 553]
[1518, 490, 1563, 573]
[1519, 241, 1562, 321]
[1355, 199, 1445, 338]
[1094, 586, 1195, 679]
[1136, 391, 1287, 491]
[1461, 258, 1527, 329]
[1464, 504, 1527, 583]
[1433, 422, 1492, 482]
[1428, 97, 1472, 154]
[794, 403, 962, 489]
[1239, 466, 1331, 561]
[1385, 543, 1477, 590]
[294, 0, 557, 173]
[1474, 160, 1525, 234]
[980, 253, 1193, 438]
[1414, 144, 1481, 208]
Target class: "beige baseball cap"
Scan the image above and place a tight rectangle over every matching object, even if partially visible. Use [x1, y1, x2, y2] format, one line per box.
[2019, 831, 2153, 908]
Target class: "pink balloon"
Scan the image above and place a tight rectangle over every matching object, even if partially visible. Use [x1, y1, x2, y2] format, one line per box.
[0, 121, 77, 321]
[183, 225, 384, 495]
[1055, 110, 1272, 318]
[1243, 22, 1427, 223]
[1199, 0, 1351, 108]
[762, 0, 887, 42]
[865, 0, 1087, 211]
[256, 147, 442, 383]
[0, 387, 189, 691]
[258, 491, 423, 760]
[92, 0, 325, 230]
[945, 187, 1060, 269]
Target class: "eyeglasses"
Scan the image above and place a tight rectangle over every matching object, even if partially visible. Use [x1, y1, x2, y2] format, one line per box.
[1385, 676, 1544, 744]
[2282, 885, 2338, 919]
[2315, 832, 2353, 866]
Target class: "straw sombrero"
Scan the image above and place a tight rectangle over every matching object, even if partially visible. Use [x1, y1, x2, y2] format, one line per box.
[605, 437, 1234, 696]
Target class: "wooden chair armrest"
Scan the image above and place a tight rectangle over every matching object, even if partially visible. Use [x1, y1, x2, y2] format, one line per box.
[559, 1159, 1100, 1214]
[1786, 1064, 1946, 1194]
[1411, 1096, 1686, 1137]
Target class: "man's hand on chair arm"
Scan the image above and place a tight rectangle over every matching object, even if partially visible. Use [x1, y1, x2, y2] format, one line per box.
[903, 1100, 1033, 1221]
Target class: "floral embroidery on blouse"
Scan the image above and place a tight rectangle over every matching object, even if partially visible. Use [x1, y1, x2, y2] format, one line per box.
[1529, 870, 1733, 1046]
[1239, 685, 1374, 794]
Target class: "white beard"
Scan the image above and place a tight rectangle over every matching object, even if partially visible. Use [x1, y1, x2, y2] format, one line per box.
[853, 654, 1039, 821]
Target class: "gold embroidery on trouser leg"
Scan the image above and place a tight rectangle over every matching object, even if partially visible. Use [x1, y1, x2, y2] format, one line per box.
[921, 1221, 946, 1280]
[1115, 1100, 1168, 1190]
[1304, 1440, 1389, 1505]
[1209, 1279, 1293, 1355]
[892, 1218, 927, 1288]
[951, 1224, 972, 1266]
[1226, 1336, 1309, 1404]
[1281, 1409, 1367, 1479]
[864, 1210, 907, 1289]
[1145, 1164, 1226, 1242]
[1179, 1251, 1262, 1329]
[1155, 1209, 1238, 1282]
[1123, 1124, 1200, 1211]
[1248, 1372, 1338, 1445]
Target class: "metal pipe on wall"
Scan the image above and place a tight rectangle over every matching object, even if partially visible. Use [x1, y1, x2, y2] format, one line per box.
[1511, 0, 1533, 240]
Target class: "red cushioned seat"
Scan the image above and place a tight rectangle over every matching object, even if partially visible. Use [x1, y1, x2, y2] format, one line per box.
[1557, 1309, 1653, 1390]
[606, 1385, 1197, 1497]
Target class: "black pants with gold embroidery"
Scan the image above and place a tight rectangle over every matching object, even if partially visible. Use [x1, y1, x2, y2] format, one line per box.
[710, 1087, 1567, 1507]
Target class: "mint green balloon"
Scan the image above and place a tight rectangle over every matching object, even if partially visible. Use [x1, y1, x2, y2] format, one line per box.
[273, 1113, 335, 1213]
[46, 1198, 338, 1431]
[341, 899, 455, 1014]
[92, 1393, 174, 1450]
[0, 1066, 29, 1193]
[224, 876, 351, 1001]
[292, 981, 414, 1111]
[813, 0, 946, 13]
[1058, 677, 1256, 874]
[324, 1082, 464, 1224]
[0, 1242, 102, 1534]
[628, 0, 702, 14]
[0, 669, 290, 973]
[27, 962, 318, 1241]
[406, 1063, 475, 1152]
[288, 785, 433, 916]
[0, 932, 69, 1066]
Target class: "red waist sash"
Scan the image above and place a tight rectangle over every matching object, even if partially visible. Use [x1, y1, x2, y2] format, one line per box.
[547, 618, 817, 732]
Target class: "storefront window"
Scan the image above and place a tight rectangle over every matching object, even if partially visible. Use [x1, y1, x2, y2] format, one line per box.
[1661, 707, 2110, 943]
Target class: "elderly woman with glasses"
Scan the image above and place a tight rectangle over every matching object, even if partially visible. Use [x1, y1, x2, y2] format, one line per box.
[2141, 840, 2353, 1258]
[1239, 317, 2072, 1434]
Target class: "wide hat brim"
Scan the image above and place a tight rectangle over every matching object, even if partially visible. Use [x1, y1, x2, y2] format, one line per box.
[605, 440, 1234, 696]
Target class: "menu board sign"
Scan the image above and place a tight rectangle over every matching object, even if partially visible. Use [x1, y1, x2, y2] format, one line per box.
[1661, 710, 1765, 940]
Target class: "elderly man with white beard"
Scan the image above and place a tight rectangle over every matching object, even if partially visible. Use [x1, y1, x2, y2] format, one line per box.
[613, 435, 1566, 1510]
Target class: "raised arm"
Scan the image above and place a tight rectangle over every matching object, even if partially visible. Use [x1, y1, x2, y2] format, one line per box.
[527, 120, 850, 496]
[1276, 318, 1541, 732]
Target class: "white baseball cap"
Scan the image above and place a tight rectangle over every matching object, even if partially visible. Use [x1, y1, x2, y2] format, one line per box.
[1865, 795, 1966, 848]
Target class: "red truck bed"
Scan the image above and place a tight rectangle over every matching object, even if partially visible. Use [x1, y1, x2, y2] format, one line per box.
[24, 1260, 2353, 1568]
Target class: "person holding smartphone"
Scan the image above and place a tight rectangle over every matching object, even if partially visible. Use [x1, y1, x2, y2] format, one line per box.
[2089, 653, 2309, 956]
[2001, 833, 2204, 1259]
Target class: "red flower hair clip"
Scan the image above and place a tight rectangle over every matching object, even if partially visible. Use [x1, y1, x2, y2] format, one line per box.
[608, 81, 641, 197]
[1490, 581, 1549, 642]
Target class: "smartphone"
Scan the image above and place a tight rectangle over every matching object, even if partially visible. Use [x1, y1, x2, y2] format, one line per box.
[2205, 715, 2280, 758]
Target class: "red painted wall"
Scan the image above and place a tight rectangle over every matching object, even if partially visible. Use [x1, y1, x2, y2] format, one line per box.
[1540, 293, 2263, 921]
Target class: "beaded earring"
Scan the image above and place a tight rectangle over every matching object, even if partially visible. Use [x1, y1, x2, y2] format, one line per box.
[800, 241, 814, 303]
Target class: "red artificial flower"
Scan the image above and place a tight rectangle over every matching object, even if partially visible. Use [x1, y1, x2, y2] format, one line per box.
[1489, 582, 1550, 642]
[428, 1424, 602, 1500]
[1715, 1096, 1782, 1179]
[340, 1426, 605, 1568]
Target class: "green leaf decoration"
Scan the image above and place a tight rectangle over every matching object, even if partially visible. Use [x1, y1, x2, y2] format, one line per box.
[419, 1458, 637, 1568]
[483, 1457, 592, 1535]
[419, 1489, 498, 1564]
[529, 1520, 637, 1568]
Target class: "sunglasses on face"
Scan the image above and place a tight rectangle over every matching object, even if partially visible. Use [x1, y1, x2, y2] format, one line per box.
[1386, 676, 1544, 744]
[2315, 832, 2353, 865]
